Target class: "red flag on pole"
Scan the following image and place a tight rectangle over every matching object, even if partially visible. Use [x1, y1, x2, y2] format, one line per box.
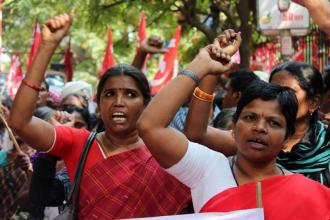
[151, 26, 181, 94]
[137, 11, 147, 49]
[7, 54, 24, 99]
[98, 27, 115, 78]
[65, 39, 73, 81]
[27, 21, 41, 70]
[137, 11, 149, 73]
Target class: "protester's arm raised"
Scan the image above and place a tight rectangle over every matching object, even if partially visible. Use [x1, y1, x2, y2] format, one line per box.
[132, 35, 167, 70]
[293, 0, 330, 38]
[184, 30, 241, 156]
[184, 75, 236, 156]
[9, 14, 72, 152]
[137, 43, 235, 168]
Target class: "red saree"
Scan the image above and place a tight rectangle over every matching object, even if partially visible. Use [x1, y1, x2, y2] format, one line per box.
[78, 146, 191, 219]
[201, 174, 330, 220]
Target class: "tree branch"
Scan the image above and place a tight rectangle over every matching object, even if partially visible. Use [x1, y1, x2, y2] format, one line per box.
[217, 5, 238, 30]
[100, 0, 130, 9]
[178, 0, 216, 42]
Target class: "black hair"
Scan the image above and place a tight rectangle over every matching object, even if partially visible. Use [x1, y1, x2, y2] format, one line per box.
[269, 61, 323, 124]
[233, 80, 298, 138]
[213, 108, 235, 130]
[61, 105, 94, 130]
[96, 64, 151, 105]
[229, 69, 260, 93]
[323, 65, 330, 92]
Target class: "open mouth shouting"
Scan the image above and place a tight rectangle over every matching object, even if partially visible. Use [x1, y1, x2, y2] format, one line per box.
[111, 112, 128, 123]
[247, 137, 268, 150]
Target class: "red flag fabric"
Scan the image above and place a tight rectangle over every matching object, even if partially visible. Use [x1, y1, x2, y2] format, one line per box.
[151, 26, 181, 94]
[65, 39, 73, 81]
[98, 27, 115, 78]
[7, 54, 24, 99]
[27, 22, 41, 69]
[137, 11, 149, 72]
[137, 11, 147, 49]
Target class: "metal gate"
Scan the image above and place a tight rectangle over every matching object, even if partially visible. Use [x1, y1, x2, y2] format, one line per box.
[300, 28, 330, 72]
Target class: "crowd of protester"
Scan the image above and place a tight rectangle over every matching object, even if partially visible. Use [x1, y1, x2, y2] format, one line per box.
[0, 12, 329, 220]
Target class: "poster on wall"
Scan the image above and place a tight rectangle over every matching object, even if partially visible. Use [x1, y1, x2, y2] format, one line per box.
[257, 0, 310, 36]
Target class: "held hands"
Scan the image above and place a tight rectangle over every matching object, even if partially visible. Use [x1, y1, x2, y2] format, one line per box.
[190, 29, 241, 75]
[139, 35, 167, 54]
[215, 29, 242, 56]
[42, 14, 72, 46]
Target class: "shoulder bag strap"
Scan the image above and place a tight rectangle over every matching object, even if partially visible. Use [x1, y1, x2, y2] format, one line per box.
[67, 132, 97, 212]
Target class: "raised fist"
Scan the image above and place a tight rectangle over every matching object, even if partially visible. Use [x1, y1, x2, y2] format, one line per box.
[139, 35, 167, 54]
[214, 29, 242, 56]
[42, 14, 72, 45]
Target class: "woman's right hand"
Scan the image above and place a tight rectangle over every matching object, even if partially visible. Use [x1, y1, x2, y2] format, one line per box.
[139, 35, 167, 54]
[42, 14, 72, 46]
[214, 29, 242, 56]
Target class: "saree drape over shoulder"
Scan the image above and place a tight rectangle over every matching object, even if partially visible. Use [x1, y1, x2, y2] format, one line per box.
[78, 147, 190, 219]
[49, 126, 191, 219]
[201, 174, 330, 220]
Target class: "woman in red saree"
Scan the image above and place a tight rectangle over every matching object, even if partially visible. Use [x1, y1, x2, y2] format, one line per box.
[9, 15, 190, 219]
[138, 31, 330, 219]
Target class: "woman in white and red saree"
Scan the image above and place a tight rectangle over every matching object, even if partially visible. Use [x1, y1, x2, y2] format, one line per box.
[138, 30, 330, 220]
[9, 15, 190, 219]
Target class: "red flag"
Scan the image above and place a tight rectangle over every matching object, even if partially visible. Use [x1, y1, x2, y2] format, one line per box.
[136, 11, 150, 73]
[137, 11, 147, 49]
[151, 26, 181, 94]
[65, 39, 74, 81]
[98, 27, 115, 78]
[137, 11, 149, 72]
[27, 22, 41, 69]
[7, 54, 24, 99]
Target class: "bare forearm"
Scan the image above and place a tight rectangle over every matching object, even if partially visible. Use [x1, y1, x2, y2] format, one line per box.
[137, 57, 208, 167]
[10, 43, 57, 127]
[132, 49, 148, 70]
[301, 0, 330, 37]
[184, 75, 218, 141]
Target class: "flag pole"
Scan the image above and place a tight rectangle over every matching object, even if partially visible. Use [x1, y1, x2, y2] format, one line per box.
[0, 112, 22, 153]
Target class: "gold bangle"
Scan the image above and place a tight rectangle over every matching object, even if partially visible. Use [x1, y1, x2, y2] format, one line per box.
[193, 87, 214, 102]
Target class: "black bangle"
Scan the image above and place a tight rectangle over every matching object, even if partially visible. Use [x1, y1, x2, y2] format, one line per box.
[178, 68, 200, 86]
